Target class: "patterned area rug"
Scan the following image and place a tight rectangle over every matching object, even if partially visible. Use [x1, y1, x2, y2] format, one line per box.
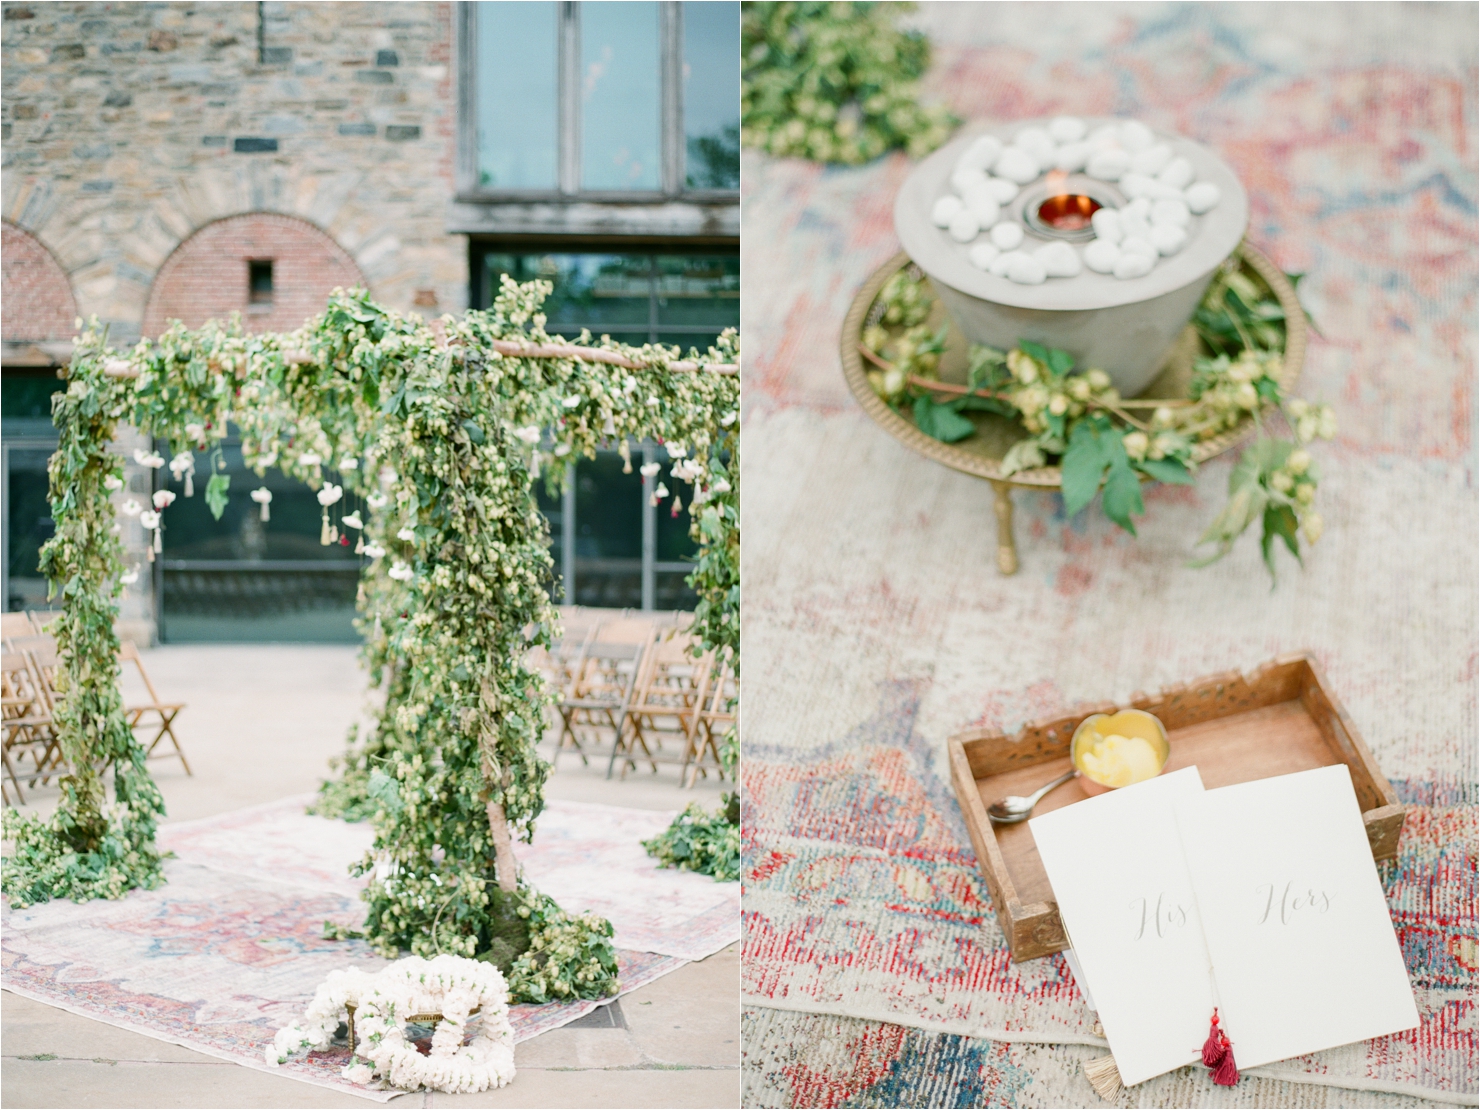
[739, 3, 1477, 1107]
[2, 797, 739, 1102]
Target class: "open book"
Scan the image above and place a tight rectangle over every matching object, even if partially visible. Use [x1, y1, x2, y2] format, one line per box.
[1030, 763, 1418, 1087]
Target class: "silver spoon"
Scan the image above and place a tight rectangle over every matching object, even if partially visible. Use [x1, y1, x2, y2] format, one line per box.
[988, 768, 1078, 824]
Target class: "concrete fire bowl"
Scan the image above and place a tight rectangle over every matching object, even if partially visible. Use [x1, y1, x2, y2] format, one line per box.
[894, 118, 1249, 397]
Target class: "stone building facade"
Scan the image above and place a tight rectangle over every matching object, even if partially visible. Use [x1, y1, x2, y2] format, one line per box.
[2, 1, 739, 637]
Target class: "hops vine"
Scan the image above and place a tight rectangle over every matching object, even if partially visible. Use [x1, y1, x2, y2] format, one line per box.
[862, 257, 1335, 578]
[742, 1, 957, 164]
[1, 279, 739, 1006]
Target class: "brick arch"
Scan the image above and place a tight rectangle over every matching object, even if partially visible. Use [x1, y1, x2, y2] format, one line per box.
[142, 212, 366, 338]
[2, 221, 79, 343]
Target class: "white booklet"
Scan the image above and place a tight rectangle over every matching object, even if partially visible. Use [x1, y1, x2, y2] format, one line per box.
[1033, 763, 1418, 1086]
[1030, 767, 1214, 1086]
[1174, 763, 1420, 1069]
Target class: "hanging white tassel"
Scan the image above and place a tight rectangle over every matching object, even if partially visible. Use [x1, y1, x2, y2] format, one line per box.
[321, 508, 332, 545]
[250, 487, 272, 521]
[619, 440, 632, 474]
[153, 528, 162, 553]
[184, 471, 193, 497]
[355, 534, 364, 554]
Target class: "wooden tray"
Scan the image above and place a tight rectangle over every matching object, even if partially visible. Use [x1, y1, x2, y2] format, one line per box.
[948, 654, 1406, 963]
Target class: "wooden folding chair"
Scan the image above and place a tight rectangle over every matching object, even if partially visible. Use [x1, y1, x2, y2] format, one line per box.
[555, 619, 653, 771]
[26, 609, 61, 633]
[686, 658, 737, 787]
[2, 649, 55, 804]
[2, 611, 38, 645]
[7, 635, 69, 787]
[118, 641, 191, 774]
[615, 630, 710, 779]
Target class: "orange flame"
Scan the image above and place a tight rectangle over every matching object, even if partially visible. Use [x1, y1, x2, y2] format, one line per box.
[1045, 169, 1069, 197]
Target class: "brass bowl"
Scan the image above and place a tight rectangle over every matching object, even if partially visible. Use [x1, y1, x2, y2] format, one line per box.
[1070, 709, 1171, 795]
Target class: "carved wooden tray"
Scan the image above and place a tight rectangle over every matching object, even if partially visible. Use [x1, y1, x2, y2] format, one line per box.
[947, 655, 1405, 963]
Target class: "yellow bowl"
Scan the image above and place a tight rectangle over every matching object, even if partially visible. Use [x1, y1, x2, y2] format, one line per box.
[1071, 709, 1171, 795]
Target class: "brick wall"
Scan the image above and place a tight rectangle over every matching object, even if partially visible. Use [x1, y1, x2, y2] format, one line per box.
[1, 1, 464, 347]
[1, 220, 77, 341]
[142, 211, 365, 336]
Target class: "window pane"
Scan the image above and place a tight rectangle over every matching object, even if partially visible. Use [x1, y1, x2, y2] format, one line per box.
[655, 254, 739, 328]
[581, 2, 661, 191]
[571, 450, 643, 609]
[682, 1, 740, 189]
[534, 481, 564, 601]
[483, 253, 653, 330]
[6, 448, 55, 612]
[477, 2, 559, 190]
[157, 435, 362, 642]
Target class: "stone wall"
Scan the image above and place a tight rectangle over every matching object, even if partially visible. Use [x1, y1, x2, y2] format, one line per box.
[1, 0, 463, 348]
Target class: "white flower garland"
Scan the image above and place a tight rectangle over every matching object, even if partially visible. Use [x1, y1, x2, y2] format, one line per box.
[267, 955, 516, 1094]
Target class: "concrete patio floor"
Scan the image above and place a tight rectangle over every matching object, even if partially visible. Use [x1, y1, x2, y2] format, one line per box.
[2, 643, 738, 1109]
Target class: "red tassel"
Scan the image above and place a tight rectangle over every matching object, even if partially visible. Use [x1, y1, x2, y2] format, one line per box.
[1202, 1009, 1238, 1086]
[1213, 1049, 1239, 1086]
[1201, 1009, 1227, 1067]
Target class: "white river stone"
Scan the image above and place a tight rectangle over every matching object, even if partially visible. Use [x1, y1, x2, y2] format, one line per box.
[1007, 252, 1048, 285]
[957, 134, 1004, 173]
[931, 195, 965, 227]
[1090, 208, 1123, 244]
[1035, 240, 1081, 278]
[948, 209, 982, 242]
[1086, 148, 1130, 181]
[1185, 181, 1222, 214]
[1120, 207, 1153, 242]
[1151, 198, 1191, 228]
[1088, 123, 1121, 149]
[1124, 196, 1153, 221]
[1120, 235, 1157, 259]
[1084, 239, 1121, 273]
[1121, 173, 1185, 202]
[1049, 115, 1088, 143]
[989, 221, 1025, 250]
[1158, 156, 1194, 190]
[961, 185, 1001, 227]
[969, 241, 1001, 270]
[993, 146, 1041, 184]
[1118, 119, 1155, 152]
[985, 177, 1020, 203]
[1150, 223, 1188, 256]
[1114, 250, 1156, 279]
[989, 250, 1020, 277]
[950, 166, 990, 195]
[1054, 142, 1091, 172]
[1130, 143, 1173, 175]
[1014, 126, 1056, 166]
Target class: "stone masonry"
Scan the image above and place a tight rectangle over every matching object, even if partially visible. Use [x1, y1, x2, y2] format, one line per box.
[1, 0, 465, 349]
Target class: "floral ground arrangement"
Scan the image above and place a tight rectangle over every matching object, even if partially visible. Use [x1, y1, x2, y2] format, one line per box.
[1, 277, 739, 1019]
[860, 257, 1336, 577]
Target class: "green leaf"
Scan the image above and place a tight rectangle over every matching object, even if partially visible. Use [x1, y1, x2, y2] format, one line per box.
[1260, 503, 1302, 579]
[366, 769, 403, 816]
[1060, 420, 1113, 516]
[204, 473, 230, 520]
[1101, 462, 1144, 535]
[1135, 456, 1194, 485]
[1045, 347, 1075, 376]
[462, 419, 485, 445]
[912, 395, 976, 443]
[1018, 339, 1050, 366]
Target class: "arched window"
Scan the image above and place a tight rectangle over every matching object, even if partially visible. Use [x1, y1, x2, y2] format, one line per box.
[2, 222, 78, 345]
[142, 213, 365, 338]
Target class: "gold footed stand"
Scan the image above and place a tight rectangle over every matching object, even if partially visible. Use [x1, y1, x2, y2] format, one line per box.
[839, 243, 1307, 575]
[990, 480, 1018, 576]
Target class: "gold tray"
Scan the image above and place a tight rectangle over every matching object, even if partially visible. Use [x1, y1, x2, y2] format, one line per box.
[839, 241, 1308, 573]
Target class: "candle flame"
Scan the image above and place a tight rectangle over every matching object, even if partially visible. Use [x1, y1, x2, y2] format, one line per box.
[1045, 170, 1069, 197]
